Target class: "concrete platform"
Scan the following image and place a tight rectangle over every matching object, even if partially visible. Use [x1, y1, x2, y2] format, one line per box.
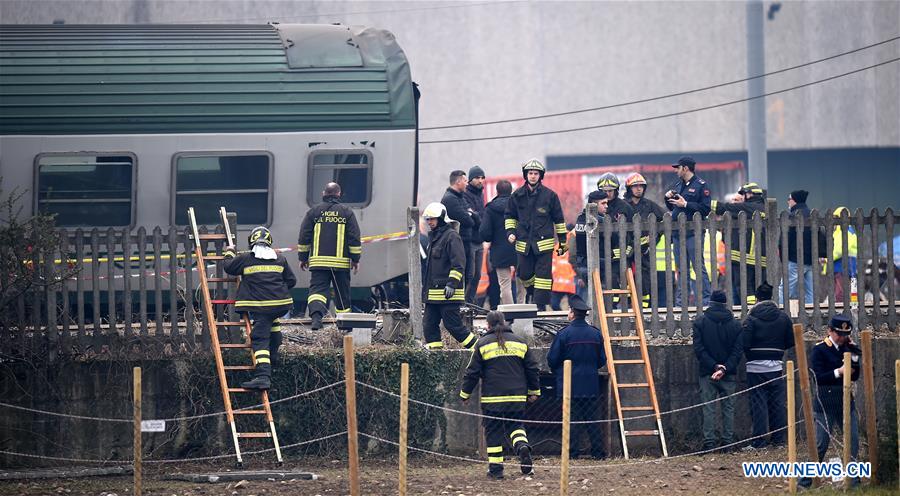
[0, 465, 132, 480]
[164, 470, 317, 483]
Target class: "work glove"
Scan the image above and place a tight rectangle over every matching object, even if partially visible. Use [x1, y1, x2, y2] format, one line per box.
[556, 243, 568, 256]
[444, 284, 456, 300]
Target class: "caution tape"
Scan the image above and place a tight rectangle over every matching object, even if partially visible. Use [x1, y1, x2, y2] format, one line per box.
[361, 231, 409, 244]
[50, 230, 410, 265]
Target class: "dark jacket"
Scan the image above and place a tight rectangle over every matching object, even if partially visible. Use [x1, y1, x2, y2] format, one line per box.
[297, 196, 362, 270]
[783, 203, 827, 265]
[423, 223, 466, 303]
[223, 249, 297, 314]
[442, 187, 476, 243]
[692, 302, 744, 376]
[463, 184, 485, 245]
[741, 300, 795, 362]
[711, 195, 767, 267]
[505, 182, 567, 255]
[460, 327, 541, 411]
[573, 209, 630, 274]
[809, 337, 861, 413]
[547, 318, 607, 398]
[480, 194, 517, 268]
[666, 175, 712, 231]
[605, 197, 635, 258]
[628, 196, 667, 248]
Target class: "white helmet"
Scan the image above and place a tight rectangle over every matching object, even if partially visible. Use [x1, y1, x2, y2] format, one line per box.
[422, 202, 452, 223]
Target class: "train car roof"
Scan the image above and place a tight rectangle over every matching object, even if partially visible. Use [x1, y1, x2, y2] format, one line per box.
[0, 24, 416, 134]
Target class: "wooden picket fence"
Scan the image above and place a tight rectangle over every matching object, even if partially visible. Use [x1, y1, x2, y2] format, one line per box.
[1, 205, 898, 360]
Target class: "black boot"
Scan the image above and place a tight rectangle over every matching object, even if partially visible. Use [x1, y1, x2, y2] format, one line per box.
[518, 445, 534, 475]
[310, 312, 323, 330]
[487, 469, 504, 480]
[241, 375, 271, 390]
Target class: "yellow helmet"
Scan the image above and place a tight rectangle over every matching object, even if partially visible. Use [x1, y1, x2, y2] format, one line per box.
[738, 182, 764, 195]
[833, 206, 849, 218]
[422, 202, 451, 223]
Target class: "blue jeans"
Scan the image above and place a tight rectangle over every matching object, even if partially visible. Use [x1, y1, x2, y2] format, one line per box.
[673, 236, 710, 307]
[780, 261, 814, 305]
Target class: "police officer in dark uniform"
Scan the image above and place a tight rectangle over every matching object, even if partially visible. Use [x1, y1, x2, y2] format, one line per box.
[297, 182, 362, 330]
[799, 315, 862, 488]
[711, 182, 767, 304]
[422, 202, 478, 350]
[460, 311, 541, 479]
[505, 159, 567, 309]
[224, 227, 297, 390]
[625, 172, 667, 308]
[547, 295, 607, 459]
[665, 156, 712, 306]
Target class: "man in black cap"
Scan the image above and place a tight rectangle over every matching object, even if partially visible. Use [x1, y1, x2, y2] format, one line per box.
[547, 295, 607, 459]
[799, 315, 862, 488]
[665, 156, 712, 307]
[573, 190, 617, 300]
[741, 282, 795, 449]
[692, 289, 744, 452]
[780, 190, 819, 306]
[463, 165, 487, 304]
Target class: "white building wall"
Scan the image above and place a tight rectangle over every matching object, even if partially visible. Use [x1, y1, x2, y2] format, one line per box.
[2, 0, 898, 204]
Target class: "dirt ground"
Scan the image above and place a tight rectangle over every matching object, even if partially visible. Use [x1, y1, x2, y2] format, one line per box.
[0, 447, 893, 496]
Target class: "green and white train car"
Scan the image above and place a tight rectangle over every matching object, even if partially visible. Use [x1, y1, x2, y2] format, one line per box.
[0, 23, 419, 309]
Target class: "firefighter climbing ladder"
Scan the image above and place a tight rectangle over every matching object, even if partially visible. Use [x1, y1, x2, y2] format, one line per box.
[188, 206, 283, 467]
[592, 267, 668, 459]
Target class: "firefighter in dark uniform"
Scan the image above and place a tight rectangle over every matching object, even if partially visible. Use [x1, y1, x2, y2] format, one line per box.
[711, 182, 767, 304]
[799, 315, 862, 488]
[460, 311, 541, 479]
[665, 156, 712, 306]
[625, 172, 667, 308]
[223, 227, 297, 390]
[596, 172, 634, 301]
[297, 182, 362, 330]
[422, 202, 478, 350]
[505, 159, 567, 309]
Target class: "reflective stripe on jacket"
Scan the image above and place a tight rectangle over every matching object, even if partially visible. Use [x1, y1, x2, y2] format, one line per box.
[297, 197, 361, 270]
[460, 328, 541, 410]
[424, 223, 466, 303]
[223, 249, 297, 313]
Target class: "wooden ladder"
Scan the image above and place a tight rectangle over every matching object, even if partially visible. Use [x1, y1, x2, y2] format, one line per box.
[592, 267, 668, 459]
[188, 206, 282, 467]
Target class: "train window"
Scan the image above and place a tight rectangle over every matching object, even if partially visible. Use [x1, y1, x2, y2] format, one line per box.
[173, 152, 272, 226]
[35, 153, 135, 227]
[307, 150, 372, 207]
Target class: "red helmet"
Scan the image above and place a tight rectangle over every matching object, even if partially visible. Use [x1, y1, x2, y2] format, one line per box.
[625, 172, 647, 188]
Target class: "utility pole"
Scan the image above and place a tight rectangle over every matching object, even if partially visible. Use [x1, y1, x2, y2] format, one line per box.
[746, 0, 768, 185]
